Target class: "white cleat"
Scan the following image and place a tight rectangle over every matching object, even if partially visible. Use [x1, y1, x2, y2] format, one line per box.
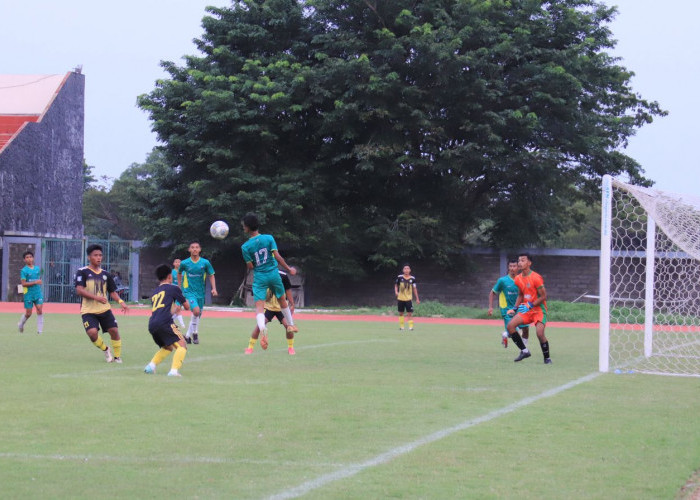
[103, 346, 114, 363]
[167, 370, 182, 377]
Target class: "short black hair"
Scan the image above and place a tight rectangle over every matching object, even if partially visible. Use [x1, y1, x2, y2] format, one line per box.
[155, 264, 172, 282]
[508, 257, 518, 264]
[86, 244, 103, 256]
[242, 213, 259, 231]
[517, 252, 532, 262]
[23, 250, 34, 258]
[188, 240, 200, 247]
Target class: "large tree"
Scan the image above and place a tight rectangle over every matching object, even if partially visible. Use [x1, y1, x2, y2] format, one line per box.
[137, 0, 664, 276]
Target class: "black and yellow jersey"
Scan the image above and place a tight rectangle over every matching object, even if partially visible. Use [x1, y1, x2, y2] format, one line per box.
[395, 275, 417, 301]
[74, 267, 116, 315]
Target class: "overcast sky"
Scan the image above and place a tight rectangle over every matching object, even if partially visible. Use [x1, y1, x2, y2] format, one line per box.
[1, 1, 697, 195]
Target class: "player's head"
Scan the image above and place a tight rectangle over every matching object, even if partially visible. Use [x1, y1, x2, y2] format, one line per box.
[508, 258, 519, 275]
[156, 264, 172, 282]
[402, 263, 411, 275]
[517, 252, 532, 271]
[86, 244, 103, 266]
[188, 240, 201, 257]
[23, 251, 35, 264]
[172, 258, 181, 269]
[242, 213, 259, 233]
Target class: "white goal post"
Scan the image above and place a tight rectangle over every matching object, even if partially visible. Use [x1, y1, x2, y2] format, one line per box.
[599, 175, 700, 377]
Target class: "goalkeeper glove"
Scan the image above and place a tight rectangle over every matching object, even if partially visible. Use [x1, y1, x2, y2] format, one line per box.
[517, 302, 533, 314]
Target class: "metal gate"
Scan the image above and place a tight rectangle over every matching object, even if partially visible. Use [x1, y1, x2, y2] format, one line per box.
[41, 238, 135, 303]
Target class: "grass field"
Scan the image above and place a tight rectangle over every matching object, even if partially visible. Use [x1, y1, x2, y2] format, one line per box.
[1, 311, 699, 499]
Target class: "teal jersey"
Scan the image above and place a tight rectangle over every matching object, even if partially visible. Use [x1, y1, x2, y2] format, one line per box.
[179, 257, 215, 298]
[21, 265, 42, 285]
[492, 275, 519, 310]
[171, 268, 179, 286]
[241, 234, 279, 274]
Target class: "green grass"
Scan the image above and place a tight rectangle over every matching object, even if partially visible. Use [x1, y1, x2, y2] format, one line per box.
[316, 300, 601, 323]
[1, 312, 698, 499]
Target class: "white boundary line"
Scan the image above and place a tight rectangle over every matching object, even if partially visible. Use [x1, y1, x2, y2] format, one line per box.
[267, 372, 602, 500]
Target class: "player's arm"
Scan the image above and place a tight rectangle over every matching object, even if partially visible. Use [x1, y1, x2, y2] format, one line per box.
[273, 251, 296, 276]
[510, 291, 524, 315]
[532, 285, 547, 307]
[109, 291, 129, 312]
[209, 274, 218, 296]
[413, 283, 420, 304]
[177, 291, 191, 311]
[488, 289, 497, 316]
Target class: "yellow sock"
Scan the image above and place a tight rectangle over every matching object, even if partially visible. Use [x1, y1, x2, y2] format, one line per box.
[288, 338, 294, 348]
[248, 338, 257, 350]
[399, 316, 405, 328]
[408, 320, 414, 329]
[171, 345, 187, 371]
[92, 336, 107, 350]
[151, 347, 171, 366]
[111, 339, 122, 358]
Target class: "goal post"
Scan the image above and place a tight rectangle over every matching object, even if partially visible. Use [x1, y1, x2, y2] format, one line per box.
[599, 175, 700, 377]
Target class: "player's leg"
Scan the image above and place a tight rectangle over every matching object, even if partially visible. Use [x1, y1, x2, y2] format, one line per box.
[501, 315, 510, 348]
[270, 275, 297, 334]
[535, 321, 551, 364]
[279, 312, 295, 355]
[168, 339, 188, 377]
[83, 314, 113, 362]
[145, 343, 173, 374]
[35, 302, 44, 334]
[507, 313, 531, 361]
[18, 306, 32, 333]
[398, 301, 406, 330]
[406, 301, 415, 330]
[246, 324, 261, 354]
[184, 294, 201, 343]
[520, 325, 530, 346]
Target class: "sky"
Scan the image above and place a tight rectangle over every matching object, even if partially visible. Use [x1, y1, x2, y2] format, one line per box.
[1, 1, 698, 195]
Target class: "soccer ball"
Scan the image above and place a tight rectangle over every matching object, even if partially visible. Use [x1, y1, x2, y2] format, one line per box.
[209, 220, 229, 240]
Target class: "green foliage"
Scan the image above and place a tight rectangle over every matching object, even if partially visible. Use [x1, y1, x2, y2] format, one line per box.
[135, 0, 665, 276]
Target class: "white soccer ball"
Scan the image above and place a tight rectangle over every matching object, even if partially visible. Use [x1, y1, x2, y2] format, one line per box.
[209, 220, 229, 240]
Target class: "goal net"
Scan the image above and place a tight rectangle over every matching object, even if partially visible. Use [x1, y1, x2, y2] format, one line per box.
[599, 175, 700, 377]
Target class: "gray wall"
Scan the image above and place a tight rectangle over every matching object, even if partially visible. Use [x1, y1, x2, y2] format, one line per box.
[137, 247, 600, 308]
[0, 71, 84, 238]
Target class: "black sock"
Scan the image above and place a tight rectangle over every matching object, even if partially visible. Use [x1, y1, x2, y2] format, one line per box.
[541, 341, 550, 359]
[509, 331, 526, 350]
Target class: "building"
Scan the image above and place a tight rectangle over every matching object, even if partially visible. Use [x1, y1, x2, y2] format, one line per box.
[0, 70, 85, 301]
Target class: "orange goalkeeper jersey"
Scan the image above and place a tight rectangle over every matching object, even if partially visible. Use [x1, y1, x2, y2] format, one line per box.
[514, 270, 547, 311]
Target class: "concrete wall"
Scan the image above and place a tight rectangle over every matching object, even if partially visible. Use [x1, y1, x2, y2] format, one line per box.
[137, 247, 600, 308]
[0, 71, 84, 238]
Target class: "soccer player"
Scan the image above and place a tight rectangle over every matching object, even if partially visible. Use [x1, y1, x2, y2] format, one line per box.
[144, 264, 191, 377]
[177, 241, 217, 344]
[75, 244, 129, 363]
[170, 258, 186, 329]
[395, 264, 420, 330]
[241, 213, 298, 346]
[245, 270, 296, 355]
[18, 250, 44, 334]
[488, 258, 530, 348]
[506, 252, 552, 364]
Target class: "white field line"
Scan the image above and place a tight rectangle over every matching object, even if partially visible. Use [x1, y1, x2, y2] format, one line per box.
[267, 372, 602, 500]
[49, 339, 398, 378]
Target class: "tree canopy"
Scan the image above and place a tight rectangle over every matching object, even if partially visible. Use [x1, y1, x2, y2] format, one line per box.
[136, 0, 664, 277]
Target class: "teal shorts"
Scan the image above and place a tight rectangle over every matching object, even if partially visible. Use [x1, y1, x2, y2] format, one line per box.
[500, 308, 528, 331]
[252, 271, 285, 302]
[24, 291, 43, 309]
[183, 292, 205, 311]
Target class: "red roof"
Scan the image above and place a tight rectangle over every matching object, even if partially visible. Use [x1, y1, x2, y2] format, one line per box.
[0, 74, 69, 153]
